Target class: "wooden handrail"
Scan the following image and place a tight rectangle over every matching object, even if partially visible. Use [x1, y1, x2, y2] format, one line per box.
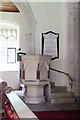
[50, 68, 73, 95]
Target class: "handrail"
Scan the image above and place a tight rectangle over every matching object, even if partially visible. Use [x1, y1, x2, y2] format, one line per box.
[50, 67, 73, 95]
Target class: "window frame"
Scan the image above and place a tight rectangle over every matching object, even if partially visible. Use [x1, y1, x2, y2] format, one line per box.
[7, 48, 16, 64]
[0, 22, 19, 71]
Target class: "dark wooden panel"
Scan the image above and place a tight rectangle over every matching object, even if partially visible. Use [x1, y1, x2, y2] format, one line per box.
[0, 2, 19, 12]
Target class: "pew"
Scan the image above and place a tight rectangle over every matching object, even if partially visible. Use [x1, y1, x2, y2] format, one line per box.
[3, 87, 38, 120]
[0, 79, 7, 119]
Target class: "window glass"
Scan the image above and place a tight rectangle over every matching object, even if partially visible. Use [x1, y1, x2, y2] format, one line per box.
[0, 29, 17, 64]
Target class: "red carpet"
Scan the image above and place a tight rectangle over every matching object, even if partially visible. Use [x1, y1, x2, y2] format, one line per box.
[33, 110, 80, 120]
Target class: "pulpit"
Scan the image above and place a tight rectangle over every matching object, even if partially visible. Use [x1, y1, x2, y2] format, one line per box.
[20, 55, 51, 104]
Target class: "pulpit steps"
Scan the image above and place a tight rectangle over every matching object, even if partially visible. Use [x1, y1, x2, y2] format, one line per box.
[51, 86, 67, 93]
[50, 85, 75, 104]
[51, 92, 72, 98]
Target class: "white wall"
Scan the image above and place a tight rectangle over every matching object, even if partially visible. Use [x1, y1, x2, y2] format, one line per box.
[0, 12, 26, 89]
[0, 2, 69, 89]
[2, 71, 19, 89]
[0, 12, 26, 52]
[29, 2, 69, 86]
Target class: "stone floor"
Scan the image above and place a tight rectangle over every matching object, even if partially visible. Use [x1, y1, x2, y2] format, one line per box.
[26, 101, 80, 111]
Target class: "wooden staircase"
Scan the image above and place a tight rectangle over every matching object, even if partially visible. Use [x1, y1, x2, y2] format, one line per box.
[50, 83, 75, 104]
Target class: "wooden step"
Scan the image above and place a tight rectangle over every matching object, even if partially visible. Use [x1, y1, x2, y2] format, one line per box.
[51, 98, 75, 104]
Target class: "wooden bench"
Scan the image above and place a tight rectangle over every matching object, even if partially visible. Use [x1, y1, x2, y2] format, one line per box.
[0, 79, 7, 119]
[4, 87, 38, 120]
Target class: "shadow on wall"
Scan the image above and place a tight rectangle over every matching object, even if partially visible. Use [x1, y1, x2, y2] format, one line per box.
[0, 71, 19, 89]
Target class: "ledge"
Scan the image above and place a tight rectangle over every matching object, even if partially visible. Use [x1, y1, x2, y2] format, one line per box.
[5, 90, 38, 119]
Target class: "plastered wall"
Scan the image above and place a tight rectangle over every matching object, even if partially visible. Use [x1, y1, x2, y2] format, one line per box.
[0, 12, 25, 89]
[0, 2, 70, 90]
[29, 2, 69, 87]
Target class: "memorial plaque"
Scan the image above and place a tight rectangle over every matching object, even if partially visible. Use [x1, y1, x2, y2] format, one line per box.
[42, 31, 59, 60]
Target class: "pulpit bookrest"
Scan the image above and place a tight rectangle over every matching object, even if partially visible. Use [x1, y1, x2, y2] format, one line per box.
[4, 87, 38, 120]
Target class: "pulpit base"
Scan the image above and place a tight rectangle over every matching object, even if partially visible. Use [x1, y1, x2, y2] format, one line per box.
[24, 95, 45, 104]
[22, 80, 50, 104]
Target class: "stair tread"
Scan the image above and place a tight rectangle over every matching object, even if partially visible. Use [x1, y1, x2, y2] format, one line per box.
[51, 98, 75, 100]
[51, 86, 67, 93]
[51, 91, 71, 94]
[51, 92, 72, 98]
[51, 92, 72, 95]
[51, 98, 75, 104]
[51, 97, 75, 100]
[50, 84, 75, 103]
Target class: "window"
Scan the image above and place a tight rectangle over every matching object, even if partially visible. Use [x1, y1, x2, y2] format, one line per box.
[0, 29, 17, 64]
[0, 26, 19, 71]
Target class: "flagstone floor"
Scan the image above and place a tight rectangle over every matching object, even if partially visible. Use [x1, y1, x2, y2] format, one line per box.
[26, 102, 80, 111]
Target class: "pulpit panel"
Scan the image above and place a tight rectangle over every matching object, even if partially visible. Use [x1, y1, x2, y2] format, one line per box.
[25, 63, 37, 80]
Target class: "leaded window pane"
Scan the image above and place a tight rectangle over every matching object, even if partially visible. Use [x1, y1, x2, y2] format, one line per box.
[0, 29, 17, 64]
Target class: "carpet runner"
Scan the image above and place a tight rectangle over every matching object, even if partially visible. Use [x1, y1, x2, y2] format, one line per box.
[33, 110, 80, 120]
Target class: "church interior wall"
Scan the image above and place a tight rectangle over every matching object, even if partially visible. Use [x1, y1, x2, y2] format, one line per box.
[29, 2, 69, 87]
[0, 12, 26, 89]
[0, 2, 70, 91]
